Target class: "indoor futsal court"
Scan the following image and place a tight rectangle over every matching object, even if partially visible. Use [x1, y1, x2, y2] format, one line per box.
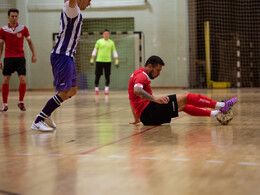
[0, 88, 260, 195]
[1, 0, 260, 195]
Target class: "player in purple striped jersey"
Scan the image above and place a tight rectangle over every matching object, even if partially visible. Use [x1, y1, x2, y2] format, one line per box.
[31, 0, 91, 131]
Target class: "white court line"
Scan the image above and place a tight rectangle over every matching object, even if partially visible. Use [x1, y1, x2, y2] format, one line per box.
[140, 157, 158, 160]
[15, 153, 32, 156]
[206, 160, 224, 164]
[238, 162, 257, 166]
[109, 155, 126, 159]
[47, 154, 63, 156]
[171, 158, 190, 162]
[78, 154, 94, 157]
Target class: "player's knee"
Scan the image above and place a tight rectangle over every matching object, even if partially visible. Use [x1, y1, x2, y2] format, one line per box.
[182, 91, 190, 97]
[177, 91, 189, 107]
[70, 90, 77, 97]
[178, 91, 189, 100]
[3, 77, 10, 84]
[178, 106, 185, 112]
[19, 76, 26, 83]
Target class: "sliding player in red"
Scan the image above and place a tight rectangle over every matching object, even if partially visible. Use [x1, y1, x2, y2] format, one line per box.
[128, 56, 237, 125]
[0, 8, 37, 112]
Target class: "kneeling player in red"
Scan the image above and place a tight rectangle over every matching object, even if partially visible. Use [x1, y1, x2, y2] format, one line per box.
[128, 56, 237, 125]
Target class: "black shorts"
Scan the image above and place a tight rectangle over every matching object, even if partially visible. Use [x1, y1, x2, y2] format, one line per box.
[3, 57, 26, 76]
[140, 95, 179, 125]
[95, 62, 111, 76]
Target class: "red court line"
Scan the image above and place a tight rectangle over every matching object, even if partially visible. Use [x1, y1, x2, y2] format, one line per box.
[79, 125, 159, 155]
[0, 131, 30, 139]
[79, 116, 185, 155]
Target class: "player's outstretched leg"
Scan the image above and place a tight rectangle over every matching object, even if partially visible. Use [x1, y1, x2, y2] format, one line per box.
[219, 97, 238, 113]
[187, 93, 222, 109]
[183, 104, 219, 117]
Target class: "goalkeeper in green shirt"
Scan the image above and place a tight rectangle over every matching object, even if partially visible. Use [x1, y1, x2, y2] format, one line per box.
[90, 29, 119, 95]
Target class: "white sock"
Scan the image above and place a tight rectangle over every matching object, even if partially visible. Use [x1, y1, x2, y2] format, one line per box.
[105, 86, 109, 91]
[95, 87, 99, 91]
[211, 110, 220, 116]
[215, 102, 225, 109]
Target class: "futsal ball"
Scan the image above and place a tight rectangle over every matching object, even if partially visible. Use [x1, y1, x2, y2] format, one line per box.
[215, 110, 234, 125]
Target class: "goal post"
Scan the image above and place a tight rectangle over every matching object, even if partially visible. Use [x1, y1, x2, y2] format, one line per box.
[204, 21, 231, 88]
[52, 31, 145, 90]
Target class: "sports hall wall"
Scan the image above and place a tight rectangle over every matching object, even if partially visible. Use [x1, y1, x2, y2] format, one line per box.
[0, 0, 189, 90]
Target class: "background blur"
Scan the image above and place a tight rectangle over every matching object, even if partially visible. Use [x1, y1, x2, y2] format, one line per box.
[0, 0, 189, 90]
[0, 0, 260, 90]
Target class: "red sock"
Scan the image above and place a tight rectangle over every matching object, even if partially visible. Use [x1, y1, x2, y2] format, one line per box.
[2, 83, 9, 104]
[19, 83, 26, 102]
[184, 105, 211, 117]
[187, 93, 217, 108]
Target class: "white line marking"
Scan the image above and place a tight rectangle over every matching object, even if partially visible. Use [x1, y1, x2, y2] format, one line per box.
[238, 162, 257, 166]
[171, 158, 190, 162]
[15, 153, 32, 156]
[140, 157, 158, 160]
[206, 160, 224, 164]
[109, 155, 126, 159]
[78, 154, 94, 157]
[47, 154, 63, 156]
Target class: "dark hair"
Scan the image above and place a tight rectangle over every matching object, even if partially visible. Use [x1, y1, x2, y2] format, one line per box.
[103, 29, 110, 33]
[8, 8, 19, 16]
[144, 55, 165, 67]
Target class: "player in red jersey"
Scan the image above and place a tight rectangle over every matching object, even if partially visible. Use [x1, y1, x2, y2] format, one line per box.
[0, 8, 37, 112]
[128, 56, 237, 125]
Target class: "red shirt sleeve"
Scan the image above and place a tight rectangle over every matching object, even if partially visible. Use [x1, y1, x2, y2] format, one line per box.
[0, 28, 5, 41]
[133, 74, 148, 87]
[24, 26, 30, 38]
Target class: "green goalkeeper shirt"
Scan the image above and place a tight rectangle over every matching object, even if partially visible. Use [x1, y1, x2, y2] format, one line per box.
[95, 38, 116, 62]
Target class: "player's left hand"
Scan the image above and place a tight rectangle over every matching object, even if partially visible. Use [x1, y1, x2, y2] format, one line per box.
[129, 119, 140, 124]
[114, 59, 119, 68]
[32, 55, 37, 63]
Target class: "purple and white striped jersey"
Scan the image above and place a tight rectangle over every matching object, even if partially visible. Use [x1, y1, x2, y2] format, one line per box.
[52, 2, 83, 57]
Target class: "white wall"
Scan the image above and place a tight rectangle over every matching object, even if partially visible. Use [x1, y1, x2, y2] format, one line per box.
[0, 0, 189, 89]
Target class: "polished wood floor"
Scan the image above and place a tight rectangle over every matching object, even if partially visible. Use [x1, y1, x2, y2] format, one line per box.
[0, 88, 260, 195]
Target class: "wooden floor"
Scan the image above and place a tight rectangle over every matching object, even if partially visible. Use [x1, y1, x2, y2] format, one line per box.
[0, 88, 260, 195]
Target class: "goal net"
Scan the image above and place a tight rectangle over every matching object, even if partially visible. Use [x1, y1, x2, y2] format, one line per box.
[53, 17, 144, 91]
[75, 31, 144, 91]
[188, 0, 260, 88]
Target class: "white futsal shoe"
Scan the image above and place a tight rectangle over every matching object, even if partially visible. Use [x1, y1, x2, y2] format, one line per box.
[36, 114, 56, 128]
[31, 121, 54, 131]
[44, 117, 57, 128]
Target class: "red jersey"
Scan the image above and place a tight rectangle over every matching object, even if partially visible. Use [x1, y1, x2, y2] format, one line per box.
[128, 67, 153, 118]
[0, 23, 30, 58]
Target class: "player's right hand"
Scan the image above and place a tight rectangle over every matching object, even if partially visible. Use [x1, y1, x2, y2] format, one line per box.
[90, 58, 94, 65]
[154, 96, 169, 104]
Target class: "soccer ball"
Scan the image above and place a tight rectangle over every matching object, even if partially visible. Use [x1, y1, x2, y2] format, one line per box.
[215, 110, 234, 125]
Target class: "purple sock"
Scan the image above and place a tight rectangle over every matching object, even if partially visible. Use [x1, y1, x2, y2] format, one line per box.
[35, 95, 63, 123]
